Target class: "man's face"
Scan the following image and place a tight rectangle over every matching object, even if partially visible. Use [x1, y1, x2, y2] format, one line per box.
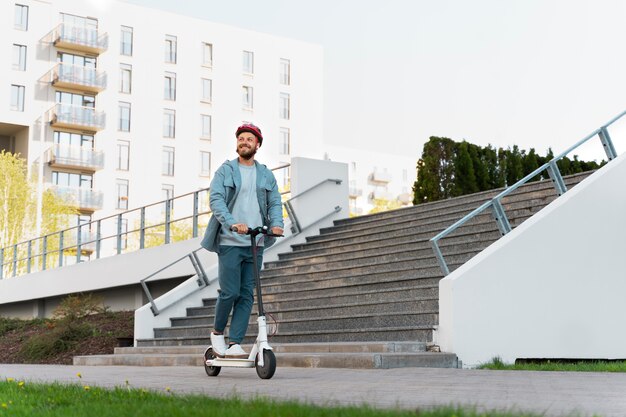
[236, 132, 259, 159]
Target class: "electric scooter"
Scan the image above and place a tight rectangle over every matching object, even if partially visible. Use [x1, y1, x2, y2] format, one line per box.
[204, 225, 282, 379]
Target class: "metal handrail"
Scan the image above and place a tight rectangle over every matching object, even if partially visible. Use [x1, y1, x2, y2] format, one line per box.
[0, 164, 291, 279]
[430, 109, 626, 276]
[282, 178, 343, 233]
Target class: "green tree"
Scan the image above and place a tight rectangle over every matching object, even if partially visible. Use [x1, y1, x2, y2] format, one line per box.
[453, 141, 478, 196]
[505, 145, 524, 186]
[412, 137, 456, 204]
[469, 143, 488, 191]
[368, 198, 403, 214]
[522, 148, 540, 182]
[0, 151, 77, 275]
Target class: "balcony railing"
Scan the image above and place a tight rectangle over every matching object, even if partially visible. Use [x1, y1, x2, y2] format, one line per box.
[49, 63, 107, 93]
[48, 104, 105, 132]
[47, 185, 104, 212]
[46, 144, 104, 171]
[369, 189, 393, 201]
[369, 171, 392, 184]
[52, 23, 108, 55]
[349, 187, 363, 198]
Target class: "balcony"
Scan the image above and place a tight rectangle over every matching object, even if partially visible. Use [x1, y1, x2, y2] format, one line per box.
[369, 189, 393, 201]
[349, 187, 363, 198]
[47, 144, 104, 171]
[47, 185, 103, 212]
[48, 104, 105, 132]
[368, 171, 392, 184]
[48, 63, 107, 93]
[51, 23, 108, 55]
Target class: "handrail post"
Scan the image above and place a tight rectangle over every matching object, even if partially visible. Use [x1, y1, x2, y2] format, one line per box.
[117, 214, 123, 254]
[12, 245, 18, 277]
[546, 160, 567, 196]
[165, 199, 171, 244]
[96, 220, 101, 259]
[42, 236, 48, 271]
[599, 127, 618, 161]
[140, 207, 146, 249]
[430, 239, 450, 276]
[192, 191, 199, 238]
[27, 241, 32, 274]
[491, 199, 511, 236]
[284, 201, 301, 234]
[76, 224, 82, 263]
[59, 231, 64, 267]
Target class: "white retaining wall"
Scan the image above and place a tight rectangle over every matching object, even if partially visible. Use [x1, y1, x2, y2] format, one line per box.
[437, 152, 626, 367]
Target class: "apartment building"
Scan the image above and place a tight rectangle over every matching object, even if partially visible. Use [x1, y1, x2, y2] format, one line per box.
[1, 0, 324, 235]
[323, 145, 417, 215]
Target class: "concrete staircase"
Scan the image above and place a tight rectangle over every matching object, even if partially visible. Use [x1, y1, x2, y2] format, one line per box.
[74, 172, 591, 369]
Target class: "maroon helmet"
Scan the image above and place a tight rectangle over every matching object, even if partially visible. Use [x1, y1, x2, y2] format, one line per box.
[236, 123, 263, 147]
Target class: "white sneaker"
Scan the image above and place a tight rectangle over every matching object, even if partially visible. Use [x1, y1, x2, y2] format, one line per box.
[210, 332, 227, 357]
[225, 344, 248, 359]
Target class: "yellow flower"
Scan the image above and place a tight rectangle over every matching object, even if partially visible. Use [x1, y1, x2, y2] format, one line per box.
[165, 387, 171, 392]
[6, 378, 14, 383]
[83, 386, 90, 391]
[17, 381, 24, 388]
[1, 403, 7, 409]
[76, 372, 82, 379]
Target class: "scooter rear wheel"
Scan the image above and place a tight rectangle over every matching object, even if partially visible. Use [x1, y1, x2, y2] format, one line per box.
[204, 347, 221, 377]
[255, 349, 276, 379]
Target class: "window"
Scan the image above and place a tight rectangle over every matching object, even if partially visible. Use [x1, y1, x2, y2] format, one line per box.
[54, 131, 94, 148]
[165, 35, 177, 63]
[10, 85, 25, 111]
[202, 43, 213, 66]
[164, 72, 176, 100]
[162, 184, 174, 202]
[116, 140, 130, 171]
[116, 179, 129, 210]
[276, 164, 290, 189]
[14, 4, 28, 30]
[243, 51, 254, 74]
[53, 171, 93, 188]
[120, 64, 132, 93]
[163, 109, 175, 138]
[201, 78, 212, 102]
[279, 128, 290, 155]
[242, 86, 253, 109]
[55, 91, 95, 107]
[12, 44, 26, 71]
[200, 151, 211, 177]
[280, 58, 290, 85]
[119, 102, 131, 131]
[162, 146, 175, 176]
[120, 26, 133, 56]
[201, 115, 211, 139]
[279, 93, 290, 120]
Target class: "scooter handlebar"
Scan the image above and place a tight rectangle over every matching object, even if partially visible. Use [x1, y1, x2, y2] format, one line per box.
[230, 225, 283, 237]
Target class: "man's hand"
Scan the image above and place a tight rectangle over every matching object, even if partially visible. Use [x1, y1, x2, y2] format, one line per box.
[270, 227, 284, 236]
[231, 224, 249, 234]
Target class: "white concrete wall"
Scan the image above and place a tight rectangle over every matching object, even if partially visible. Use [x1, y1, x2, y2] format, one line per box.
[437, 152, 626, 367]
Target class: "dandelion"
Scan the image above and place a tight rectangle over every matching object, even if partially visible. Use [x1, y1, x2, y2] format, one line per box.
[17, 381, 24, 388]
[165, 386, 171, 393]
[76, 372, 82, 379]
[83, 386, 90, 391]
[6, 378, 14, 383]
[1, 403, 7, 409]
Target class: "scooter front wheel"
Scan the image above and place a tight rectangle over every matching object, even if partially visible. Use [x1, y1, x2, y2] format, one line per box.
[204, 347, 221, 377]
[255, 349, 276, 379]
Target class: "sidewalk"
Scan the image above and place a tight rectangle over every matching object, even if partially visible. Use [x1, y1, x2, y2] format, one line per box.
[1, 364, 625, 416]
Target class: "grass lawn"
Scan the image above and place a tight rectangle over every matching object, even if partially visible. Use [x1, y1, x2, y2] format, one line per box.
[0, 379, 559, 417]
[478, 357, 626, 372]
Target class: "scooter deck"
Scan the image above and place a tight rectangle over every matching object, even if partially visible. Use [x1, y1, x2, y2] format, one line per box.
[206, 358, 255, 368]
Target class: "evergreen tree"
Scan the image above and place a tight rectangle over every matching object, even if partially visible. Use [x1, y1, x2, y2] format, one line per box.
[469, 143, 489, 191]
[453, 141, 478, 196]
[413, 137, 456, 204]
[522, 148, 540, 182]
[505, 145, 524, 186]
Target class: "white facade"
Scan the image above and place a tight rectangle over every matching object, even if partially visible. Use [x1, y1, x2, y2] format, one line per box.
[1, 0, 324, 229]
[323, 145, 416, 215]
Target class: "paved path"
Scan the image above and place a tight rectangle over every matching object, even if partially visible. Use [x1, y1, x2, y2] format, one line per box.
[1, 364, 625, 416]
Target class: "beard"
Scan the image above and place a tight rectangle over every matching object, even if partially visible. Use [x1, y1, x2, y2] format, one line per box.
[236, 144, 257, 160]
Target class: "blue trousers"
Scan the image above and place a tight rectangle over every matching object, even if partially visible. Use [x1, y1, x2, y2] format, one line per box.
[214, 245, 263, 344]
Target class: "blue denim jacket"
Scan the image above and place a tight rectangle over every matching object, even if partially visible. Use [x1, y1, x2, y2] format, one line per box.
[200, 159, 284, 253]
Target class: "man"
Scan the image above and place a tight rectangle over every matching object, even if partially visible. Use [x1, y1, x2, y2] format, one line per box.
[200, 123, 284, 358]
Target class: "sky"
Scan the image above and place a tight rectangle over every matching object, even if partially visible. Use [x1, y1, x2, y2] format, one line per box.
[122, 0, 626, 162]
